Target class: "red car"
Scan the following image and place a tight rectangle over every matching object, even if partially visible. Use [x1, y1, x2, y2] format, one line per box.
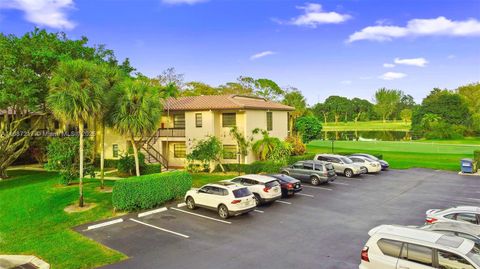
[268, 174, 302, 197]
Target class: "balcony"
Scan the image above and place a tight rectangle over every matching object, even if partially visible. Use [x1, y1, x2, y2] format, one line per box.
[157, 128, 185, 137]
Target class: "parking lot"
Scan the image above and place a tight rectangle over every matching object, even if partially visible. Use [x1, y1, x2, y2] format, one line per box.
[77, 168, 480, 269]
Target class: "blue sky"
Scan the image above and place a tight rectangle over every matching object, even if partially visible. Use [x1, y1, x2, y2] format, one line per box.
[1, 0, 479, 104]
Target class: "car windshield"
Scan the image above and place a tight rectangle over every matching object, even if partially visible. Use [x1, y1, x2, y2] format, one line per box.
[466, 243, 480, 265]
[340, 157, 353, 164]
[233, 187, 252, 198]
[265, 181, 280, 188]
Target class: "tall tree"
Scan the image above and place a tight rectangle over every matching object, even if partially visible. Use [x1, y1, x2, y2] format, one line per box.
[238, 76, 284, 101]
[324, 96, 350, 123]
[351, 98, 373, 122]
[156, 67, 184, 89]
[181, 81, 220, 96]
[374, 88, 402, 122]
[311, 102, 329, 124]
[0, 28, 111, 178]
[47, 59, 106, 207]
[282, 88, 307, 133]
[457, 82, 480, 132]
[109, 78, 162, 176]
[98, 64, 124, 188]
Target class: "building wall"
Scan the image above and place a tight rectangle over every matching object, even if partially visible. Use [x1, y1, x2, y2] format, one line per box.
[102, 109, 290, 167]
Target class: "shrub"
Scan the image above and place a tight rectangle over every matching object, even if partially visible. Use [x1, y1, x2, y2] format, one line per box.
[117, 152, 146, 175]
[94, 158, 119, 169]
[285, 135, 306, 156]
[287, 153, 316, 164]
[424, 122, 465, 140]
[45, 137, 94, 185]
[474, 150, 480, 171]
[295, 116, 322, 143]
[187, 136, 224, 172]
[112, 171, 192, 211]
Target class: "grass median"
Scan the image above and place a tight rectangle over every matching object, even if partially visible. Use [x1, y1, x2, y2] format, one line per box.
[0, 170, 126, 269]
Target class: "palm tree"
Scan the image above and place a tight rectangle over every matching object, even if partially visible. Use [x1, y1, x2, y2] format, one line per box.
[47, 59, 105, 207]
[229, 126, 254, 164]
[98, 64, 124, 188]
[252, 129, 279, 161]
[109, 78, 162, 176]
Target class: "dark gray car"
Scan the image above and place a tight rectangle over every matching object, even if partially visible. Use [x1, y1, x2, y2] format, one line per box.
[280, 160, 336, 185]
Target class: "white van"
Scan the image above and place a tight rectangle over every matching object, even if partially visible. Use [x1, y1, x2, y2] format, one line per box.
[359, 225, 480, 269]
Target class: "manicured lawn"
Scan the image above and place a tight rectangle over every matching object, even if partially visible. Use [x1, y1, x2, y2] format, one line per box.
[0, 170, 126, 269]
[191, 172, 238, 187]
[307, 139, 480, 171]
[323, 120, 411, 131]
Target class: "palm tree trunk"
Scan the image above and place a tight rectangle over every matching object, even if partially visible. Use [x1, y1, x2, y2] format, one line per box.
[79, 121, 84, 207]
[100, 123, 105, 189]
[131, 135, 140, 177]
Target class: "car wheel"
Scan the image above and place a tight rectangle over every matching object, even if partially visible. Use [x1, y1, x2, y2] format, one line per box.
[218, 204, 229, 219]
[344, 169, 353, 178]
[361, 167, 368, 173]
[310, 176, 320, 186]
[253, 193, 261, 206]
[186, 196, 196, 210]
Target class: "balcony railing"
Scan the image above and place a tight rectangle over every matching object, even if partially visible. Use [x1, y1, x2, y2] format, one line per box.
[157, 128, 185, 137]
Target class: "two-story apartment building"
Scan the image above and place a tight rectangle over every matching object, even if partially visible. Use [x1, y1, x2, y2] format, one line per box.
[104, 94, 294, 169]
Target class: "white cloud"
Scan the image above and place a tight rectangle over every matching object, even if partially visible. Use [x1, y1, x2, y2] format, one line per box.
[447, 54, 456, 59]
[394, 57, 428, 67]
[379, 72, 407, 80]
[250, 51, 275, 60]
[162, 0, 208, 4]
[348, 16, 480, 42]
[278, 3, 351, 28]
[0, 0, 76, 29]
[383, 63, 395, 68]
[340, 80, 352, 85]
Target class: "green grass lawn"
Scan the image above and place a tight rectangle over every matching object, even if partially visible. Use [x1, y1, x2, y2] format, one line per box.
[0, 170, 126, 269]
[323, 120, 411, 131]
[307, 139, 480, 171]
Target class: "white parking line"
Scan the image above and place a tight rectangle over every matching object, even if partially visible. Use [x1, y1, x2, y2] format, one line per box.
[138, 207, 168, 218]
[86, 218, 123, 231]
[177, 202, 186, 208]
[129, 218, 190, 238]
[330, 181, 349, 186]
[275, 200, 292, 205]
[465, 197, 480, 202]
[296, 193, 314, 198]
[254, 209, 264, 213]
[170, 207, 232, 224]
[303, 185, 333, 191]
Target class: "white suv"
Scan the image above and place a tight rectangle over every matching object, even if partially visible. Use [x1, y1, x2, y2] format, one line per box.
[184, 182, 256, 219]
[426, 206, 480, 226]
[226, 174, 282, 205]
[360, 225, 480, 269]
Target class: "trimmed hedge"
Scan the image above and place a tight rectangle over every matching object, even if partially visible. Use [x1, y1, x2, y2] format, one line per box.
[94, 158, 119, 169]
[112, 171, 192, 211]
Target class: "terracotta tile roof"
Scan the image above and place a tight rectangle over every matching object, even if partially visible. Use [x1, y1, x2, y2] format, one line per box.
[163, 95, 295, 111]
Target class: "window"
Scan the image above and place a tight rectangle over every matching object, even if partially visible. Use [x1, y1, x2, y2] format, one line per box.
[444, 214, 456, 220]
[400, 243, 433, 266]
[314, 164, 323, 171]
[233, 188, 252, 198]
[223, 145, 237, 160]
[293, 162, 303, 169]
[456, 213, 478, 224]
[438, 250, 475, 269]
[266, 112, 273, 131]
[112, 144, 119, 158]
[173, 143, 186, 158]
[222, 113, 236, 127]
[195, 113, 202, 128]
[377, 239, 403, 258]
[173, 114, 185, 129]
[303, 162, 314, 170]
[199, 186, 212, 193]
